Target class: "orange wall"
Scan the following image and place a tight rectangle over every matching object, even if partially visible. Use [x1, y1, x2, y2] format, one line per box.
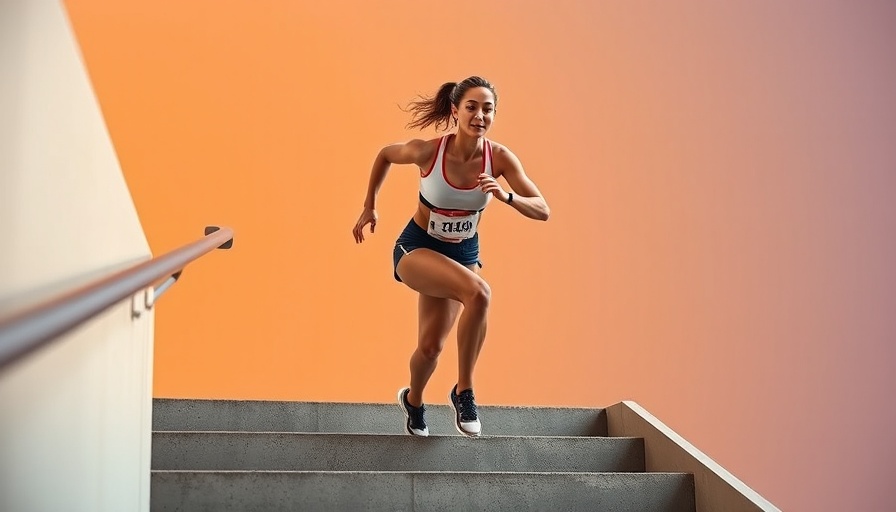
[65, 1, 896, 510]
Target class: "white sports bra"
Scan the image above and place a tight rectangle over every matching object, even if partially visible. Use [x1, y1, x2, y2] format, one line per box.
[419, 135, 493, 212]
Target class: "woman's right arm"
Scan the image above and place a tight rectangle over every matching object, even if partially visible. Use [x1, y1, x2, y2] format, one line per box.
[353, 139, 433, 243]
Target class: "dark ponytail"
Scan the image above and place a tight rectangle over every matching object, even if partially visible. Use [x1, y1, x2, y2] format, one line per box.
[404, 76, 498, 131]
[405, 82, 457, 131]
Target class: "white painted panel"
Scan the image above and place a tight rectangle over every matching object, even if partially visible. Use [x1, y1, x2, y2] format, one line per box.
[1, 2, 153, 511]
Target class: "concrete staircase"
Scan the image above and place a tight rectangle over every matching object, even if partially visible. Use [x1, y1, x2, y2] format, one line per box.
[151, 398, 696, 511]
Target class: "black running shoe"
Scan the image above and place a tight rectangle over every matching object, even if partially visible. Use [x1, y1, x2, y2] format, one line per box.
[397, 387, 429, 437]
[449, 385, 482, 437]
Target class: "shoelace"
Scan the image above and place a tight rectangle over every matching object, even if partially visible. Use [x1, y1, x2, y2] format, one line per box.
[456, 390, 478, 421]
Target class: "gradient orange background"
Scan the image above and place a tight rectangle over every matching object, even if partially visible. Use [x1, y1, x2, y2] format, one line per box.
[65, 1, 896, 510]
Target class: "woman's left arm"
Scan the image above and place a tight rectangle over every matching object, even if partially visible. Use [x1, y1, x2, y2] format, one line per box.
[478, 144, 550, 221]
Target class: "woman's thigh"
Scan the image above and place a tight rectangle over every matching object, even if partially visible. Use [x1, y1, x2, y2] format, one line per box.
[396, 248, 486, 302]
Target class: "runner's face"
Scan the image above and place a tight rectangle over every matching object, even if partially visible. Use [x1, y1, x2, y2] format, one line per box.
[452, 87, 495, 137]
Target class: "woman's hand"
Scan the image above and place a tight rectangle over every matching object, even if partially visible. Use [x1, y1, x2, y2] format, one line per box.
[353, 207, 378, 243]
[478, 173, 510, 203]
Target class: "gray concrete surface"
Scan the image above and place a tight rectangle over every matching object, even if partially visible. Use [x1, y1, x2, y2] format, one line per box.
[151, 471, 696, 512]
[607, 401, 779, 512]
[153, 398, 608, 436]
[152, 432, 644, 472]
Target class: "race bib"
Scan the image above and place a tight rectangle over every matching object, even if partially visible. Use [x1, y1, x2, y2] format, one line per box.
[427, 209, 479, 241]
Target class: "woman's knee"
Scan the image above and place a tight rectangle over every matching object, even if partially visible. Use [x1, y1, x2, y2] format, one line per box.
[417, 337, 444, 360]
[462, 279, 491, 310]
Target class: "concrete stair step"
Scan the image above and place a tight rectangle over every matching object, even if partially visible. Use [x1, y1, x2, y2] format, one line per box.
[153, 398, 607, 436]
[150, 470, 696, 512]
[152, 432, 644, 473]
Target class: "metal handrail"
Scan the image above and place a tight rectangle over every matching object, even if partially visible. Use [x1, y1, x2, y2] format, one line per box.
[0, 226, 234, 371]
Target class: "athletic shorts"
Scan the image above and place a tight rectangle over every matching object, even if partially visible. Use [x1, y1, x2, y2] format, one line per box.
[392, 219, 481, 282]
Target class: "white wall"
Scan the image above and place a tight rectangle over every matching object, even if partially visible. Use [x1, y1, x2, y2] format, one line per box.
[0, 1, 153, 511]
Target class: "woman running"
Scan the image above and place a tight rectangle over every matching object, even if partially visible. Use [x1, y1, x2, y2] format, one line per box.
[352, 76, 550, 437]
